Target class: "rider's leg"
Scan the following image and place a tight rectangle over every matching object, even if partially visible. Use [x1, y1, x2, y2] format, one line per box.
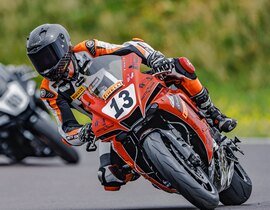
[191, 87, 237, 132]
[172, 57, 237, 132]
[97, 141, 139, 191]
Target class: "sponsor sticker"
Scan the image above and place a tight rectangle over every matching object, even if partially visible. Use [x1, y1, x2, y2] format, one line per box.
[102, 81, 123, 100]
[71, 86, 86, 100]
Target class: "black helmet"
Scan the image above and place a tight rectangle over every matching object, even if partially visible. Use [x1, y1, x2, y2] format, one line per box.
[26, 24, 72, 80]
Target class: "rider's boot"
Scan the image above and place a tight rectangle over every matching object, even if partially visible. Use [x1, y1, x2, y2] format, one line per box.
[98, 164, 125, 191]
[97, 164, 140, 191]
[98, 141, 140, 191]
[191, 87, 237, 132]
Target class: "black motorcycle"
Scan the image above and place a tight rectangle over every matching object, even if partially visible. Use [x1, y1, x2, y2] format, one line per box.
[0, 65, 79, 164]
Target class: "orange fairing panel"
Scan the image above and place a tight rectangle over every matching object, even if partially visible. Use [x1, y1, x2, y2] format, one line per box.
[154, 91, 213, 162]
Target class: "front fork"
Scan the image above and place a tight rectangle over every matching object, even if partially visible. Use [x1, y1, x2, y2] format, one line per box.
[211, 127, 244, 192]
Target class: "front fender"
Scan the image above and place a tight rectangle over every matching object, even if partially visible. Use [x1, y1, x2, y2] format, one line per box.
[153, 92, 214, 163]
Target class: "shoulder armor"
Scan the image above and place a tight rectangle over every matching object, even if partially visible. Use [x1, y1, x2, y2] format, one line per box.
[85, 40, 96, 56]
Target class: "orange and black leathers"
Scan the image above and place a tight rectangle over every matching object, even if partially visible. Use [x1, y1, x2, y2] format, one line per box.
[39, 39, 169, 145]
[40, 39, 204, 146]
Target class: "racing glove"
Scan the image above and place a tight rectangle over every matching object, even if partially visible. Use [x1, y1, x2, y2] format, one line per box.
[147, 51, 174, 75]
[78, 123, 95, 143]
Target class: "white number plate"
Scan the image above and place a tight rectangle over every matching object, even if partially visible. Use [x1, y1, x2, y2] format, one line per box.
[102, 84, 136, 119]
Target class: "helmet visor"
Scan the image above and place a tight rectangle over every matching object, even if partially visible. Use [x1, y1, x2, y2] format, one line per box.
[28, 35, 69, 75]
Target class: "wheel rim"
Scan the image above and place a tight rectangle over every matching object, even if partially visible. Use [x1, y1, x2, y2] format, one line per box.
[170, 143, 216, 193]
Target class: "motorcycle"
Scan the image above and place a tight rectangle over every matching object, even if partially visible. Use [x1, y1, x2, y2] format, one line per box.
[0, 65, 79, 164]
[79, 53, 252, 209]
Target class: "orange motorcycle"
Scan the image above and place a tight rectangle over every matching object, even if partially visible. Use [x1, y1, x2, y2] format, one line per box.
[81, 53, 252, 209]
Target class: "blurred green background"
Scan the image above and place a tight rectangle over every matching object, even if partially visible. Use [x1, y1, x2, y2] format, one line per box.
[0, 0, 269, 137]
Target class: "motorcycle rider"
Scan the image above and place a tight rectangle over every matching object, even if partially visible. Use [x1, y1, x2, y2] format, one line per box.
[26, 23, 237, 190]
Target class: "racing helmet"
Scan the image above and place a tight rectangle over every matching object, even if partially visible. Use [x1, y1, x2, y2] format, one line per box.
[26, 24, 72, 81]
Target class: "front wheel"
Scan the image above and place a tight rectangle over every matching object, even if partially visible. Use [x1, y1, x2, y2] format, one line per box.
[143, 131, 219, 210]
[29, 111, 79, 164]
[219, 163, 252, 205]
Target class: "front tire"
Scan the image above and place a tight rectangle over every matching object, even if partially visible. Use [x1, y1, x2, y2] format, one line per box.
[29, 111, 79, 164]
[219, 163, 252, 205]
[143, 132, 219, 210]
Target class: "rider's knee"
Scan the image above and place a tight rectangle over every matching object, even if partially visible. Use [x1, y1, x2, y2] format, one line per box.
[174, 57, 197, 80]
[97, 165, 125, 190]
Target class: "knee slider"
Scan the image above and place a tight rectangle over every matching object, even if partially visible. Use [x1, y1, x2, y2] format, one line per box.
[174, 57, 197, 80]
[97, 167, 106, 185]
[97, 166, 125, 187]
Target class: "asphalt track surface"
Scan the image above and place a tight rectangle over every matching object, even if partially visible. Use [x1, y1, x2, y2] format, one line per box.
[1, 140, 270, 210]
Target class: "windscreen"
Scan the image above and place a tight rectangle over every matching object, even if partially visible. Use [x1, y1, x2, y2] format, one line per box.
[85, 55, 123, 100]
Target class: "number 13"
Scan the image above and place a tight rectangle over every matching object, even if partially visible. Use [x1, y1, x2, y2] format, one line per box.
[110, 90, 133, 119]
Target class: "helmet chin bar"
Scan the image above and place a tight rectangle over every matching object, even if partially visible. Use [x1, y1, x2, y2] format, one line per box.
[62, 55, 80, 81]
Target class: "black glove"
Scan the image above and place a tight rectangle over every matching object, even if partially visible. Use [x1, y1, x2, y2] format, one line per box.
[148, 51, 174, 75]
[78, 123, 95, 143]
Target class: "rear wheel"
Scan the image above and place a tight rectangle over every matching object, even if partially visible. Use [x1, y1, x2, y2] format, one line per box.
[143, 131, 219, 210]
[29, 111, 79, 164]
[219, 163, 252, 205]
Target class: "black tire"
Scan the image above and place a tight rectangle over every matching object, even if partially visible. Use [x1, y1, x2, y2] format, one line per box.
[8, 153, 26, 163]
[219, 163, 252, 205]
[143, 132, 219, 210]
[29, 111, 79, 164]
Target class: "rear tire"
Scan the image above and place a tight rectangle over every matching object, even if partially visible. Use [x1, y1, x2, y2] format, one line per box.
[219, 163, 252, 205]
[29, 111, 79, 164]
[143, 132, 219, 210]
